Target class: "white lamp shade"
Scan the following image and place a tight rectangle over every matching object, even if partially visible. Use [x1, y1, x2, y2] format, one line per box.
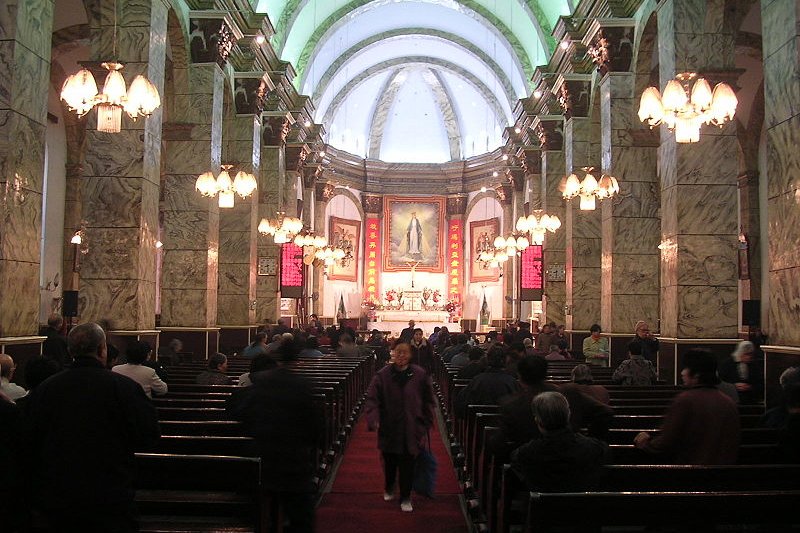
[674, 116, 700, 143]
[581, 172, 599, 195]
[218, 189, 234, 208]
[690, 78, 713, 110]
[638, 87, 664, 125]
[563, 173, 582, 199]
[216, 169, 233, 192]
[579, 194, 596, 211]
[515, 216, 530, 232]
[125, 75, 160, 118]
[505, 236, 517, 249]
[516, 236, 529, 249]
[195, 171, 218, 197]
[314, 235, 327, 247]
[661, 79, 688, 111]
[257, 218, 272, 234]
[494, 236, 506, 248]
[710, 83, 737, 124]
[61, 69, 98, 115]
[100, 65, 127, 105]
[232, 171, 257, 198]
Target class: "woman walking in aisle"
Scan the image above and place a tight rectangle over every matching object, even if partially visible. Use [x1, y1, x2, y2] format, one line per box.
[364, 341, 436, 512]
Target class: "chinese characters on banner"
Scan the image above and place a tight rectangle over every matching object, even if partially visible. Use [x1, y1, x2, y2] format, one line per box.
[520, 244, 543, 300]
[448, 220, 463, 305]
[364, 218, 381, 302]
[280, 243, 304, 299]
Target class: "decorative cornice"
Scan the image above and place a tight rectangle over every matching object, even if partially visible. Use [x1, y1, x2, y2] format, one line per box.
[362, 194, 383, 214]
[446, 195, 468, 216]
[552, 74, 593, 119]
[261, 113, 292, 146]
[584, 20, 636, 76]
[532, 115, 564, 151]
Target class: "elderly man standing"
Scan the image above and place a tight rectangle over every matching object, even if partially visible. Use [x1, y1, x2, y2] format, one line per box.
[399, 320, 416, 343]
[24, 322, 160, 532]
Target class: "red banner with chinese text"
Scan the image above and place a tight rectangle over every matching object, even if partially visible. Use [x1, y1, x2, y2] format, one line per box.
[364, 218, 381, 303]
[448, 219, 463, 305]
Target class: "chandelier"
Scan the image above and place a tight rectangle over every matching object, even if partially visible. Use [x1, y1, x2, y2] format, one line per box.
[258, 213, 304, 244]
[314, 245, 350, 267]
[293, 230, 328, 249]
[515, 210, 562, 245]
[59, 1, 160, 133]
[638, 72, 737, 143]
[562, 167, 619, 211]
[195, 165, 257, 208]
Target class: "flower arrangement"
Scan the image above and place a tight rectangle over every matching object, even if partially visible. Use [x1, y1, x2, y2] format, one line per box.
[444, 300, 456, 314]
[432, 289, 442, 303]
[422, 287, 432, 302]
[385, 289, 397, 303]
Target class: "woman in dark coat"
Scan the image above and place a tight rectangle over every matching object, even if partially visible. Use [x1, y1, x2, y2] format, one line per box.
[364, 341, 436, 512]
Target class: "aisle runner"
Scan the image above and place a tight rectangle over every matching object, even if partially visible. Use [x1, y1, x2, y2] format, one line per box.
[316, 416, 467, 533]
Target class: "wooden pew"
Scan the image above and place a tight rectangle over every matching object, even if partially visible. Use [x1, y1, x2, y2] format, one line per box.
[136, 453, 266, 533]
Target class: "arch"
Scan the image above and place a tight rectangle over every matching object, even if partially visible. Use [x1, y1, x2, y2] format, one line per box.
[292, 0, 536, 86]
[465, 190, 503, 219]
[324, 188, 365, 224]
[321, 56, 510, 130]
[308, 28, 522, 103]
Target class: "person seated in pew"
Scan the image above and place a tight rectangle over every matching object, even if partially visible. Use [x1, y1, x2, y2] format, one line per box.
[336, 333, 359, 357]
[237, 353, 280, 387]
[511, 391, 609, 492]
[227, 347, 322, 532]
[489, 357, 613, 459]
[454, 345, 520, 419]
[196, 353, 234, 385]
[762, 366, 800, 428]
[442, 333, 470, 363]
[449, 338, 473, 370]
[112, 341, 168, 399]
[634, 349, 741, 464]
[298, 335, 324, 358]
[563, 364, 610, 405]
[719, 340, 764, 405]
[522, 337, 536, 357]
[242, 332, 269, 359]
[159, 338, 184, 366]
[1, 388, 25, 531]
[0, 354, 27, 401]
[456, 347, 486, 380]
[14, 357, 62, 411]
[23, 322, 160, 532]
[545, 344, 567, 361]
[779, 383, 800, 463]
[612, 341, 657, 386]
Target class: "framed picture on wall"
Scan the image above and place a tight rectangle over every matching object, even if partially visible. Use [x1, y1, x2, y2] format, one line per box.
[327, 216, 360, 282]
[383, 196, 445, 272]
[470, 217, 501, 282]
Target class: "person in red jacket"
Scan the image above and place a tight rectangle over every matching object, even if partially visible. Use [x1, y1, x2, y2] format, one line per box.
[634, 349, 741, 464]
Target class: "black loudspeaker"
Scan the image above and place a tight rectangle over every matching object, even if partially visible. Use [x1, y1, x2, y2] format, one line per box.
[742, 299, 760, 327]
[63, 290, 79, 317]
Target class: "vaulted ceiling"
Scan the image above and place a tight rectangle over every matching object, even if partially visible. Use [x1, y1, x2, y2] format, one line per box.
[255, 0, 574, 162]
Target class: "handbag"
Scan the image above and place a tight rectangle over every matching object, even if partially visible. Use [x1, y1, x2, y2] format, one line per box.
[413, 431, 438, 498]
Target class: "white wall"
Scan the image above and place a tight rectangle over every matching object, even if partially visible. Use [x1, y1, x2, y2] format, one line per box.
[323, 193, 362, 317]
[464, 194, 505, 323]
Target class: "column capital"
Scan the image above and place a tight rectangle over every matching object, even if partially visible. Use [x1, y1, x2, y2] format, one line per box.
[362, 194, 383, 215]
[531, 115, 564, 151]
[552, 74, 593, 119]
[187, 13, 238, 68]
[584, 19, 636, 76]
[315, 181, 336, 203]
[495, 184, 514, 205]
[517, 147, 542, 174]
[446, 195, 468, 216]
[285, 143, 309, 173]
[505, 167, 526, 192]
[261, 112, 292, 146]
[233, 72, 273, 115]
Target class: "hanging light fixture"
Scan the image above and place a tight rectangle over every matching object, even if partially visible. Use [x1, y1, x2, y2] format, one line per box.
[517, 210, 562, 245]
[59, 0, 160, 133]
[195, 164, 257, 208]
[562, 167, 619, 211]
[258, 212, 305, 243]
[638, 72, 737, 143]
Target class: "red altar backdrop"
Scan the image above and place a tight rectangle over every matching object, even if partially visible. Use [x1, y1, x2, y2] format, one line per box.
[364, 217, 381, 302]
[448, 219, 463, 305]
[520, 244, 543, 301]
[280, 243, 304, 299]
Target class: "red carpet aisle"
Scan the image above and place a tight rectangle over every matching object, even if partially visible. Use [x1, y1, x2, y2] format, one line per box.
[316, 416, 468, 533]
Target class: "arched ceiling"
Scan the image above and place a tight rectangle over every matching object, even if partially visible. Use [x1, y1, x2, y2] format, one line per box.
[255, 0, 574, 163]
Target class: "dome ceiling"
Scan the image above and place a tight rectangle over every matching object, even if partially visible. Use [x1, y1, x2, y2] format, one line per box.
[255, 0, 574, 163]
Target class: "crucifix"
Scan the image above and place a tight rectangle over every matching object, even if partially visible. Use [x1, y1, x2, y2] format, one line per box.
[406, 260, 421, 288]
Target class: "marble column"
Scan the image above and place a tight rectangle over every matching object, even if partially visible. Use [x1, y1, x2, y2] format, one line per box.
[61, 108, 88, 292]
[656, 0, 739, 338]
[762, 0, 800, 345]
[217, 114, 261, 326]
[564, 116, 601, 331]
[520, 148, 542, 321]
[536, 116, 566, 326]
[499, 185, 515, 320]
[256, 113, 291, 323]
[79, 0, 167, 330]
[313, 182, 333, 317]
[600, 73, 660, 334]
[160, 64, 223, 328]
[0, 0, 54, 337]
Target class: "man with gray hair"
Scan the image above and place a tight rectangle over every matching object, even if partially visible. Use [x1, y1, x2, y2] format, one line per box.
[24, 322, 160, 532]
[0, 354, 26, 401]
[511, 391, 608, 492]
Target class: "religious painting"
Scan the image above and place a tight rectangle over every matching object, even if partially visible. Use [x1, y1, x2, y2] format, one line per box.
[328, 216, 360, 282]
[383, 196, 445, 272]
[470, 218, 500, 282]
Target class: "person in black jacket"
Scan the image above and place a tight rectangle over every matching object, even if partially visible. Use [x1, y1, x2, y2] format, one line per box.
[41, 313, 70, 367]
[226, 347, 323, 533]
[23, 322, 160, 533]
[454, 345, 519, 419]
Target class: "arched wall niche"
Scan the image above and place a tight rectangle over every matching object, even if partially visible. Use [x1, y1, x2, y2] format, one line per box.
[463, 192, 505, 326]
[322, 191, 363, 318]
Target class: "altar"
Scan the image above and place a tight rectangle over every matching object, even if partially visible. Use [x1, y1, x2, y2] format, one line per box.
[370, 310, 458, 337]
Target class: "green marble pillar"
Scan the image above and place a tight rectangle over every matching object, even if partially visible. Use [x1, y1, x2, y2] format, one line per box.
[656, 0, 739, 338]
[160, 64, 224, 328]
[762, 0, 800, 345]
[600, 73, 660, 334]
[0, 0, 54, 336]
[540, 144, 566, 326]
[79, 0, 167, 330]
